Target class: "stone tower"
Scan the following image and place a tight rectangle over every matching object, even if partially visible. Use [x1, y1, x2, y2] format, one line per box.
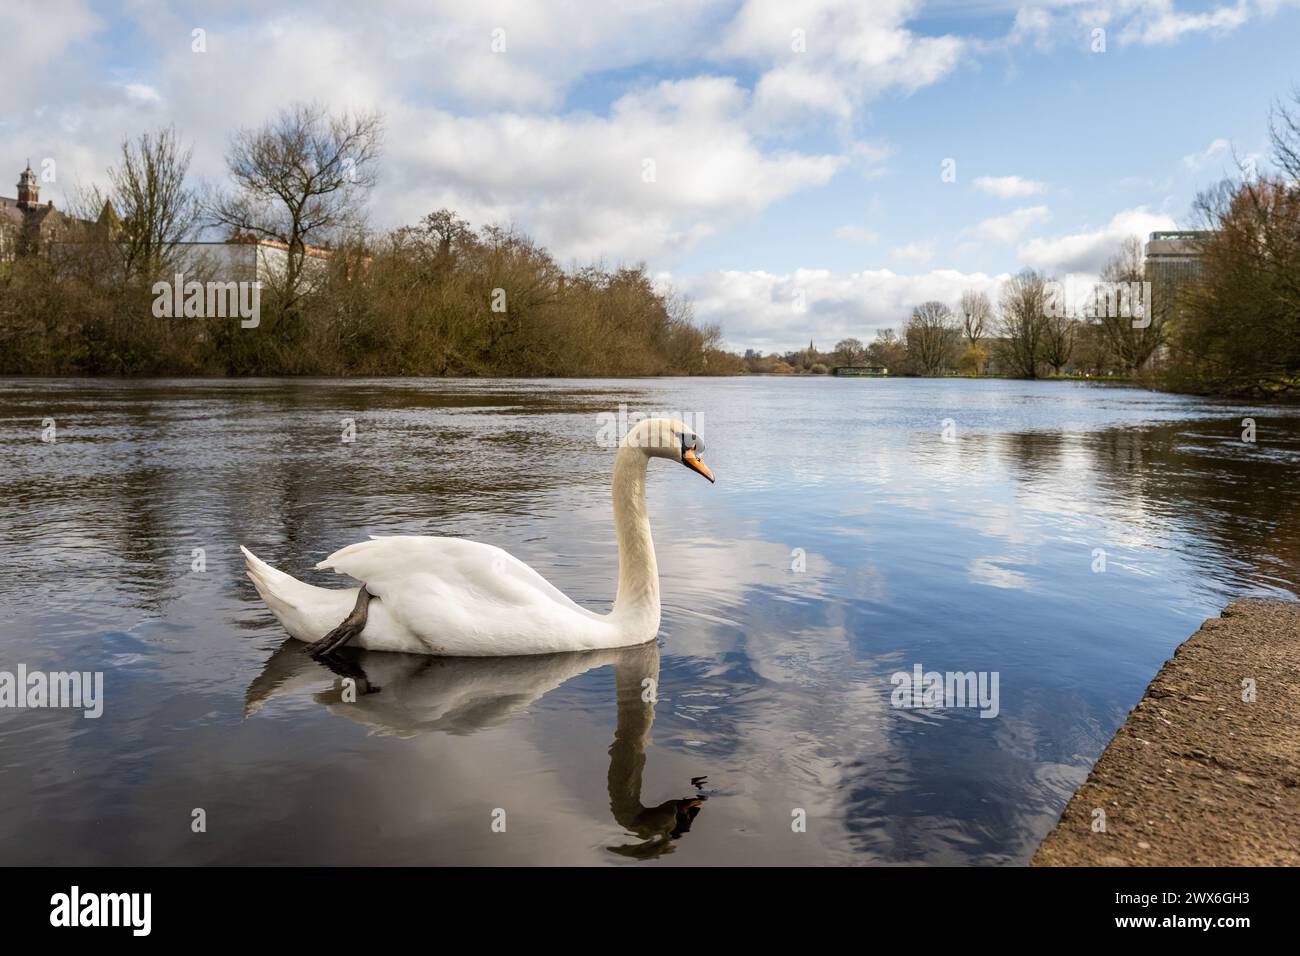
[16, 161, 38, 209]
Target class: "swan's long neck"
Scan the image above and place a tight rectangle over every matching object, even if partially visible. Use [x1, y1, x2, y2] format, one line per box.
[610, 446, 660, 632]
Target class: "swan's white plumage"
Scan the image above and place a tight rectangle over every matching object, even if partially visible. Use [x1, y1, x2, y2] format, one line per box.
[241, 417, 705, 657]
[317, 535, 615, 656]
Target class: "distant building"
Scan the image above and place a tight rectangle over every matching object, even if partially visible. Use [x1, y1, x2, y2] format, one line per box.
[164, 234, 336, 290]
[832, 366, 888, 376]
[0, 162, 93, 261]
[1141, 230, 1215, 370]
[7, 156, 363, 289]
[1144, 230, 1213, 287]
[46, 231, 359, 293]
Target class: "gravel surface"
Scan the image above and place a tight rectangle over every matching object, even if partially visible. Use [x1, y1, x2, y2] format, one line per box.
[1033, 599, 1300, 866]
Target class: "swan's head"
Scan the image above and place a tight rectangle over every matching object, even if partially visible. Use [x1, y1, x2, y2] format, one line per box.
[622, 417, 714, 483]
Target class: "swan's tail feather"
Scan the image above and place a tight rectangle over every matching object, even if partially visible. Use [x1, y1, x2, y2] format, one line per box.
[241, 545, 301, 612]
[241, 545, 347, 642]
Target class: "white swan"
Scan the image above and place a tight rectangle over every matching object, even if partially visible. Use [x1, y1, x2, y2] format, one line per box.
[240, 417, 713, 657]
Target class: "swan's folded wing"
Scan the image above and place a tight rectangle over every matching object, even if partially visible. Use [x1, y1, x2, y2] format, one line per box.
[316, 535, 599, 630]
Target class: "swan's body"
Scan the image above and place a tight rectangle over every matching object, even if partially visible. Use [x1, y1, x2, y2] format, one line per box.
[241, 417, 712, 657]
[242, 535, 632, 656]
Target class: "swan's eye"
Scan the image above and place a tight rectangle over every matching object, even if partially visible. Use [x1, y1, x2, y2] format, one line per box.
[677, 432, 715, 483]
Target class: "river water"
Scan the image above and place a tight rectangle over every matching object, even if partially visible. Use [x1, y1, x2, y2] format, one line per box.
[1, 377, 1296, 864]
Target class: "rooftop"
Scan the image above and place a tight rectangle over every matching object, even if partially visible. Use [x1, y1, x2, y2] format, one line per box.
[1146, 230, 1214, 259]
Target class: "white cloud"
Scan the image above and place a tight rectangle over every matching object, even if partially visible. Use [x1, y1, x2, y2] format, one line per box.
[5, 0, 1282, 283]
[0, 2, 972, 262]
[1183, 137, 1232, 169]
[13, 9, 842, 266]
[971, 205, 1051, 243]
[753, 63, 856, 122]
[384, 78, 843, 263]
[1118, 0, 1252, 45]
[123, 83, 161, 104]
[890, 240, 936, 264]
[1005, 0, 1293, 49]
[0, 0, 104, 179]
[1016, 205, 1178, 275]
[290, 0, 720, 112]
[1181, 136, 1261, 176]
[0, 0, 100, 98]
[1008, 6, 1054, 48]
[725, 0, 967, 126]
[673, 266, 1008, 352]
[974, 175, 1046, 198]
[849, 141, 895, 178]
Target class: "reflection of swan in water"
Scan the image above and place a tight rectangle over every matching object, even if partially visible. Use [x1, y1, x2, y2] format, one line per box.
[245, 640, 706, 857]
[604, 645, 706, 858]
[239, 418, 713, 658]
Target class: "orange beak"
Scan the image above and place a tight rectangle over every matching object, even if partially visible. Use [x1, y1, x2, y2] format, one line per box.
[683, 446, 714, 483]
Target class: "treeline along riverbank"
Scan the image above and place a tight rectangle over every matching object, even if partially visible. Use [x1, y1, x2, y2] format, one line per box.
[3, 93, 1299, 393]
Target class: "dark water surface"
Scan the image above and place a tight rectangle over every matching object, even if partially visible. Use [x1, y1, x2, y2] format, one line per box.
[1, 377, 1297, 865]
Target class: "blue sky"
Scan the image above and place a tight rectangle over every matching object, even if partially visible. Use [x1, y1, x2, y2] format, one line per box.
[4, 0, 1298, 351]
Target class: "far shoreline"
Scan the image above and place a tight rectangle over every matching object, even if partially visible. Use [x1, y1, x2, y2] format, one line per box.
[7, 372, 1297, 403]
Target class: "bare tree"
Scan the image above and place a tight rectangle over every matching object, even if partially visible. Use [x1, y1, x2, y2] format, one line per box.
[389, 208, 479, 284]
[1125, 93, 1300, 396]
[959, 289, 991, 347]
[997, 269, 1049, 378]
[957, 288, 993, 374]
[209, 103, 384, 309]
[866, 327, 906, 371]
[1269, 85, 1300, 184]
[76, 126, 200, 283]
[905, 300, 957, 375]
[834, 337, 866, 366]
[1042, 314, 1076, 375]
[1174, 177, 1300, 396]
[420, 209, 476, 264]
[1094, 235, 1166, 372]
